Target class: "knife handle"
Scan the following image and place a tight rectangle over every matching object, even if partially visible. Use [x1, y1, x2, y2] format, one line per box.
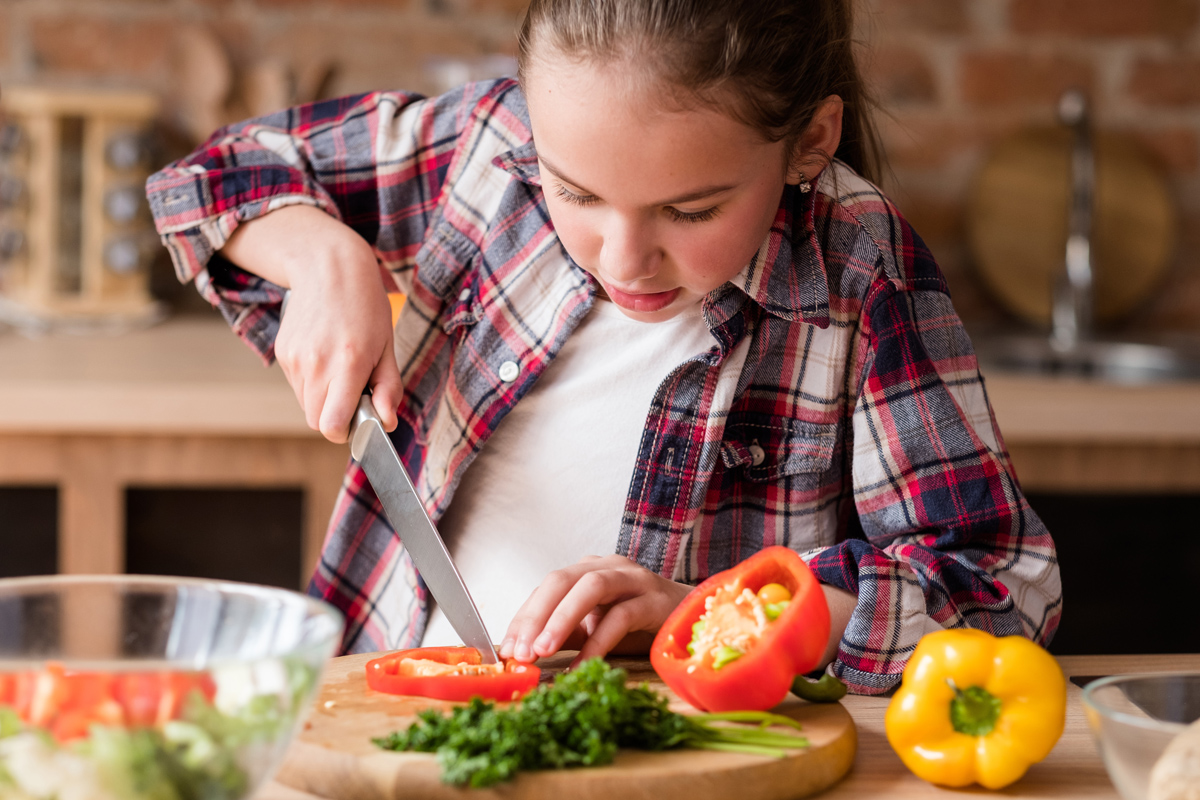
[349, 395, 381, 462]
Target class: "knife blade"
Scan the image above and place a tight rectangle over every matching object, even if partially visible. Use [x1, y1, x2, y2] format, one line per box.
[348, 395, 499, 664]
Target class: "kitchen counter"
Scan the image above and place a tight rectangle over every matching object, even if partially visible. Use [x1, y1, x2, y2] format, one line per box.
[983, 372, 1200, 491]
[253, 652, 1200, 800]
[1, 315, 1198, 585]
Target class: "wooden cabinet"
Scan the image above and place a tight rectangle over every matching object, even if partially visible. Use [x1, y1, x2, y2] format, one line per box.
[1, 317, 1197, 590]
[0, 316, 347, 586]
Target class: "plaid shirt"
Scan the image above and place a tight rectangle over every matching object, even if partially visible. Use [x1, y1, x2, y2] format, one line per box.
[148, 79, 1061, 694]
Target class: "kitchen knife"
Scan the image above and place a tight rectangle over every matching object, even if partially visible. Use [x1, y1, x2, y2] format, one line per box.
[348, 394, 500, 664]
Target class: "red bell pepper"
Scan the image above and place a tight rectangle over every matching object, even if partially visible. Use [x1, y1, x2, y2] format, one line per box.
[650, 546, 830, 712]
[365, 646, 540, 703]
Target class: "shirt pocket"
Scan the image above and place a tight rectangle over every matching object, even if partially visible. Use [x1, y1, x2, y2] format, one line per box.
[720, 416, 838, 482]
[413, 218, 484, 335]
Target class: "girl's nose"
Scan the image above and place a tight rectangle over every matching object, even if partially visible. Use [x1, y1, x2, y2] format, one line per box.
[598, 213, 661, 284]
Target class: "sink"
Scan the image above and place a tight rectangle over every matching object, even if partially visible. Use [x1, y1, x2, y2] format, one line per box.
[973, 334, 1200, 383]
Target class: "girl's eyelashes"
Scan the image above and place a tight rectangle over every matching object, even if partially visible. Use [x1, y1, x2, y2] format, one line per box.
[666, 205, 721, 224]
[554, 183, 721, 224]
[554, 184, 598, 206]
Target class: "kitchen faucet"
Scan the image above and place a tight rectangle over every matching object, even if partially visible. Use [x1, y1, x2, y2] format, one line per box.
[970, 91, 1200, 381]
[1051, 89, 1094, 352]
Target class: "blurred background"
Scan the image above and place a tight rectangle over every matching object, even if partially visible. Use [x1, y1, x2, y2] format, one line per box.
[0, 0, 1196, 656]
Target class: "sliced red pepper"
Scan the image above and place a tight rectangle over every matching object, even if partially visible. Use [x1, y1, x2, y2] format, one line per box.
[365, 646, 540, 703]
[651, 546, 830, 712]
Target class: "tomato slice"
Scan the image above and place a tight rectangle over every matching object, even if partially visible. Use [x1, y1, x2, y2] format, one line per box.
[114, 671, 216, 727]
[0, 674, 14, 706]
[1, 666, 221, 741]
[113, 672, 163, 727]
[365, 646, 540, 702]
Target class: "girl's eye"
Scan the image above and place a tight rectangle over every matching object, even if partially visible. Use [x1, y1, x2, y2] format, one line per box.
[554, 183, 720, 224]
[554, 185, 598, 206]
[667, 206, 721, 224]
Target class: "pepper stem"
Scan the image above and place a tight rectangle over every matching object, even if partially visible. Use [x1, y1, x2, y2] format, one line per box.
[946, 678, 1001, 736]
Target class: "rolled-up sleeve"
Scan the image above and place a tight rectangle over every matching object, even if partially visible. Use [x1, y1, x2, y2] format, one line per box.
[146, 83, 500, 361]
[806, 273, 1062, 694]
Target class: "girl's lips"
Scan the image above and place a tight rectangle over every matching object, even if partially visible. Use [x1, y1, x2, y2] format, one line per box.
[603, 284, 681, 313]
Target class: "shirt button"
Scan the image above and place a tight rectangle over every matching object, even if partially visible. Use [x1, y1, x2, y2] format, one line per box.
[458, 288, 471, 302]
[748, 443, 766, 467]
[498, 360, 520, 383]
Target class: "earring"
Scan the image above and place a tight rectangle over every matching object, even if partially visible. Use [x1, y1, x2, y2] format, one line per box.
[797, 175, 812, 194]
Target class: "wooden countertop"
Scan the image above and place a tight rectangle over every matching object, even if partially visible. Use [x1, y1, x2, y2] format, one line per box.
[2, 314, 1199, 443]
[984, 372, 1200, 444]
[254, 652, 1200, 800]
[0, 314, 311, 435]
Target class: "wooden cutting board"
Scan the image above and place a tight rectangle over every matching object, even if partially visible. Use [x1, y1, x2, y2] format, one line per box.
[275, 653, 857, 800]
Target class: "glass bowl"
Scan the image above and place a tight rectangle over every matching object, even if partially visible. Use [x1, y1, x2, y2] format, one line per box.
[0, 574, 343, 800]
[1082, 673, 1200, 800]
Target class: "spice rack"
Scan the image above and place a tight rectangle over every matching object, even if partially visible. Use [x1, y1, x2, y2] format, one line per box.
[0, 87, 164, 331]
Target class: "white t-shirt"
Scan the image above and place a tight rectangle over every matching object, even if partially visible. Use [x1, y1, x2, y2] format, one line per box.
[421, 298, 715, 646]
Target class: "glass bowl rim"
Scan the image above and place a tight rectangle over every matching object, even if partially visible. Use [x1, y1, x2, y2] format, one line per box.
[0, 573, 344, 666]
[1081, 671, 1200, 734]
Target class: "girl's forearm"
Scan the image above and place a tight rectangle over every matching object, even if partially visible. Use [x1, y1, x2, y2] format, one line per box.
[819, 583, 857, 668]
[220, 204, 379, 290]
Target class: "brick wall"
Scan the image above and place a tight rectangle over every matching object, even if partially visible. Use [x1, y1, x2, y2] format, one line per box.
[3, 0, 1199, 331]
[861, 0, 1200, 331]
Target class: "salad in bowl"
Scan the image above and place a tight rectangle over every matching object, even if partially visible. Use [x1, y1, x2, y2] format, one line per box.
[0, 575, 342, 800]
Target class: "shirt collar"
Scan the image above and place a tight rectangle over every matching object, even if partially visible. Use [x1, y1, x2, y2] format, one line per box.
[729, 182, 830, 327]
[492, 140, 541, 186]
[493, 141, 831, 328]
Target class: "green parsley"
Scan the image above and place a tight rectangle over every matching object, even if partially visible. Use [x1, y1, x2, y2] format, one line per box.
[373, 658, 810, 788]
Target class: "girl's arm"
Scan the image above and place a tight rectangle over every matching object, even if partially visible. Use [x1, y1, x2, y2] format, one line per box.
[220, 205, 400, 439]
[146, 84, 503, 440]
[804, 233, 1062, 695]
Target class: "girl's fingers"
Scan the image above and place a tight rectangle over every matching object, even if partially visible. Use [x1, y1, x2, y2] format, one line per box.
[501, 559, 614, 660]
[369, 337, 403, 432]
[276, 346, 306, 415]
[319, 371, 366, 444]
[573, 599, 653, 665]
[302, 368, 330, 436]
[581, 608, 604, 637]
[532, 568, 642, 658]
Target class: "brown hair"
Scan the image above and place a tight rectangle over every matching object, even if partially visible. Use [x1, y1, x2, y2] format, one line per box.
[517, 0, 882, 184]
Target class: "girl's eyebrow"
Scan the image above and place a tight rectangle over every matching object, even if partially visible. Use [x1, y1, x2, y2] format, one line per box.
[538, 156, 736, 206]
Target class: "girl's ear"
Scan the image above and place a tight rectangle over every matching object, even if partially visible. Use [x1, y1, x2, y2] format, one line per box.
[787, 95, 844, 185]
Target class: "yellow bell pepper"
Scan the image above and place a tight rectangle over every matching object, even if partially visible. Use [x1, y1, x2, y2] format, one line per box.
[884, 628, 1067, 789]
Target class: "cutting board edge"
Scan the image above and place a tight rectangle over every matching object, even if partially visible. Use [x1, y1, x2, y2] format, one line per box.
[276, 703, 857, 800]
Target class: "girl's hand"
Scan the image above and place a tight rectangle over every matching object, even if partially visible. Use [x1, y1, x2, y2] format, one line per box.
[499, 555, 693, 666]
[222, 205, 403, 442]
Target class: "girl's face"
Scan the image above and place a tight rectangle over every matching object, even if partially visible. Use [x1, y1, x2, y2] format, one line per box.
[524, 56, 799, 322]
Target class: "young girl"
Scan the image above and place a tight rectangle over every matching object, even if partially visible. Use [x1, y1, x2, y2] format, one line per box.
[148, 0, 1062, 694]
